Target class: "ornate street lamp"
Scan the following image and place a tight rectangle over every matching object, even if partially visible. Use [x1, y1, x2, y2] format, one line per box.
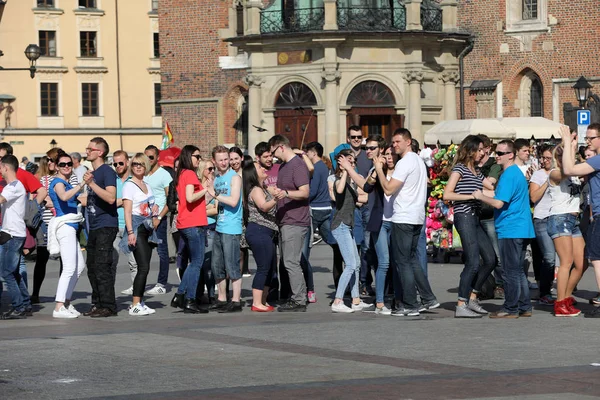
[49, 139, 57, 148]
[573, 76, 593, 109]
[0, 44, 41, 79]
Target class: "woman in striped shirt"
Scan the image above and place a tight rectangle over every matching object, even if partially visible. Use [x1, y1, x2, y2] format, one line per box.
[443, 135, 496, 318]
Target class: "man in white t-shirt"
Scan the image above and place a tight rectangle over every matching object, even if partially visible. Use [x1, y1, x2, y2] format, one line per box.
[376, 129, 439, 316]
[0, 155, 30, 319]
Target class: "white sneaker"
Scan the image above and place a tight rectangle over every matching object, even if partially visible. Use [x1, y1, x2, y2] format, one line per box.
[141, 302, 156, 314]
[121, 286, 134, 295]
[128, 303, 150, 316]
[375, 305, 392, 315]
[53, 306, 78, 319]
[331, 302, 354, 313]
[351, 300, 372, 311]
[67, 304, 81, 316]
[145, 284, 167, 295]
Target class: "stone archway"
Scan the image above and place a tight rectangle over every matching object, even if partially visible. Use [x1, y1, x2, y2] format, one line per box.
[516, 69, 544, 117]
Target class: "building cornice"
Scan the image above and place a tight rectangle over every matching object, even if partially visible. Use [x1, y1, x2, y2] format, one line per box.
[36, 66, 69, 74]
[73, 66, 108, 74]
[73, 8, 105, 16]
[1, 128, 162, 135]
[32, 7, 64, 15]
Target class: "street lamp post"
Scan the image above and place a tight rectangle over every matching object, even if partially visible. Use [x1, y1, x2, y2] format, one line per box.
[573, 76, 593, 109]
[50, 139, 57, 148]
[0, 44, 42, 79]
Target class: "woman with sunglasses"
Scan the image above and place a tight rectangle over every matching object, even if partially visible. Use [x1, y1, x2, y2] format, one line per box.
[243, 161, 278, 312]
[122, 153, 160, 316]
[443, 135, 496, 318]
[529, 144, 557, 306]
[49, 152, 86, 318]
[31, 148, 79, 304]
[170, 145, 209, 314]
[548, 145, 584, 317]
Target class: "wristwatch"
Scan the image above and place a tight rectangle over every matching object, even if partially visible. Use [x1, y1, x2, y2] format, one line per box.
[157, 215, 162, 221]
[285, 190, 289, 198]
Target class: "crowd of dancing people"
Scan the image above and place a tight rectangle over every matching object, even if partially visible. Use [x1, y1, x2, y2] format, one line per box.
[1, 122, 600, 319]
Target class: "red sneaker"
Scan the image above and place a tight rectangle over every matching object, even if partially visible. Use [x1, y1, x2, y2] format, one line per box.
[554, 300, 579, 317]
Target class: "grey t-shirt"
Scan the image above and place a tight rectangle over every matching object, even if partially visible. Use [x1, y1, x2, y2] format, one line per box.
[331, 177, 358, 230]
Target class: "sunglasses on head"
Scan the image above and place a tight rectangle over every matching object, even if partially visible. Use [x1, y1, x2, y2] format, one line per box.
[496, 151, 512, 156]
[113, 161, 126, 167]
[192, 154, 202, 160]
[131, 162, 145, 168]
[350, 135, 362, 140]
[57, 162, 73, 168]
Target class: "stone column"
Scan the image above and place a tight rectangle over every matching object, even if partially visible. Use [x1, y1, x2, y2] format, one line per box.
[245, 74, 265, 157]
[440, 0, 458, 32]
[323, 0, 338, 30]
[404, 0, 423, 30]
[404, 70, 424, 145]
[322, 68, 341, 154]
[441, 71, 459, 120]
[246, 0, 262, 35]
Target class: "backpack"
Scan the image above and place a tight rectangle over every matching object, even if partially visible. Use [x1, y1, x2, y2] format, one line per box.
[23, 197, 43, 230]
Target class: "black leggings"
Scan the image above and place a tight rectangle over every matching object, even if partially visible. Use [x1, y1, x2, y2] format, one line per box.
[32, 246, 63, 298]
[246, 223, 276, 291]
[132, 226, 154, 298]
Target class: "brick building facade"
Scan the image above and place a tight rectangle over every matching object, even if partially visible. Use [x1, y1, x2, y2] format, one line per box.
[459, 0, 600, 127]
[159, 0, 248, 156]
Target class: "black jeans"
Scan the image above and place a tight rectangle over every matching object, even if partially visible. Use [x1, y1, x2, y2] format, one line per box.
[246, 223, 277, 291]
[87, 227, 118, 312]
[390, 223, 436, 310]
[454, 212, 497, 301]
[132, 225, 155, 298]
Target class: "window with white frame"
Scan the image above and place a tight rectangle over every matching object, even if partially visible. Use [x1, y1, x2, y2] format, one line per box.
[80, 31, 97, 57]
[506, 0, 547, 32]
[522, 0, 538, 20]
[39, 31, 57, 57]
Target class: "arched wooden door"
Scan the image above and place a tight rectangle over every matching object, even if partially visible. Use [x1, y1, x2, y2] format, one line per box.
[274, 82, 318, 148]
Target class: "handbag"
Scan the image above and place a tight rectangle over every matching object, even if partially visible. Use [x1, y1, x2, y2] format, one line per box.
[0, 230, 13, 245]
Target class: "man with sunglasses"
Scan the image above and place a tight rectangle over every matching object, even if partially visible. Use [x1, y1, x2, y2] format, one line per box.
[142, 145, 173, 295]
[473, 140, 535, 318]
[111, 150, 139, 296]
[81, 137, 119, 318]
[347, 126, 376, 297]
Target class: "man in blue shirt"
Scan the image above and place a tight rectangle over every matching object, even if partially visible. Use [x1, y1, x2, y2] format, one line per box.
[81, 137, 118, 318]
[473, 139, 535, 318]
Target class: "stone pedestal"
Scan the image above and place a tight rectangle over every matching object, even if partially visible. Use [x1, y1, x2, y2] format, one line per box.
[404, 0, 423, 30]
[323, 0, 338, 30]
[246, 0, 262, 35]
[440, 0, 458, 32]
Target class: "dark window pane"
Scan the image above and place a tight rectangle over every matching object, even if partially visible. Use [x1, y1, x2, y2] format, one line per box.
[522, 0, 538, 20]
[153, 32, 159, 58]
[154, 83, 162, 116]
[38, 31, 56, 57]
[37, 0, 55, 7]
[80, 31, 97, 57]
[82, 83, 99, 116]
[40, 83, 58, 116]
[79, 0, 96, 8]
[530, 77, 543, 117]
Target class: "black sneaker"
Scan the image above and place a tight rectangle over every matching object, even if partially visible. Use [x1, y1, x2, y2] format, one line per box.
[24, 306, 34, 317]
[585, 307, 600, 318]
[218, 301, 243, 313]
[277, 300, 307, 312]
[209, 300, 228, 311]
[1, 308, 27, 320]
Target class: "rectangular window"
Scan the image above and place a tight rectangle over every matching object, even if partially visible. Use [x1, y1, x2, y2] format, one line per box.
[522, 0, 538, 20]
[39, 31, 57, 57]
[78, 0, 96, 8]
[236, 4, 244, 36]
[80, 31, 97, 57]
[153, 32, 159, 58]
[40, 83, 58, 117]
[37, 0, 55, 7]
[152, 0, 159, 11]
[154, 83, 162, 116]
[82, 83, 99, 116]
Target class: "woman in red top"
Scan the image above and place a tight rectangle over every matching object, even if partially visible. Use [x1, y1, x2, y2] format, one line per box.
[170, 145, 209, 314]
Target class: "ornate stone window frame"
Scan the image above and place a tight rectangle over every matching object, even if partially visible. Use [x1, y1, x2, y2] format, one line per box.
[505, 0, 548, 34]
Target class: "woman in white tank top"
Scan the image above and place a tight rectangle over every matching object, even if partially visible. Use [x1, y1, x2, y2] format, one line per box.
[547, 144, 584, 317]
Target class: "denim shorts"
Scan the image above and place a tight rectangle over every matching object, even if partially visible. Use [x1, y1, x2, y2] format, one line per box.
[211, 231, 242, 280]
[547, 213, 582, 239]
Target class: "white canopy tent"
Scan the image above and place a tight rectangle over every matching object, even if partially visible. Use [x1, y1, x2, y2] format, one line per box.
[424, 117, 564, 145]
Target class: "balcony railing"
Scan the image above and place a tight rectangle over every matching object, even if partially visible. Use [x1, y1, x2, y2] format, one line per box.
[337, 6, 406, 31]
[260, 7, 325, 34]
[421, 5, 442, 31]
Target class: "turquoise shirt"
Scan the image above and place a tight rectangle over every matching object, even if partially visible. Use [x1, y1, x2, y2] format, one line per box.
[116, 176, 128, 230]
[144, 167, 172, 211]
[214, 169, 242, 235]
[494, 164, 535, 239]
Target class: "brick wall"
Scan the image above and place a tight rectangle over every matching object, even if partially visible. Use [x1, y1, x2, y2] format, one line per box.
[458, 0, 600, 122]
[159, 0, 247, 156]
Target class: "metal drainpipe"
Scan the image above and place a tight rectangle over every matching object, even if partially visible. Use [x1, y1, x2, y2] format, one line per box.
[115, 0, 124, 150]
[458, 37, 474, 120]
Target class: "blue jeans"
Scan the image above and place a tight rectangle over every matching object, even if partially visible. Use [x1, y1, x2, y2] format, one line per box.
[155, 217, 170, 286]
[534, 218, 556, 298]
[373, 221, 392, 304]
[178, 226, 207, 300]
[480, 217, 504, 286]
[415, 222, 428, 277]
[246, 223, 277, 291]
[498, 238, 531, 314]
[0, 236, 28, 311]
[454, 212, 497, 301]
[332, 223, 361, 299]
[211, 232, 242, 281]
[391, 223, 436, 310]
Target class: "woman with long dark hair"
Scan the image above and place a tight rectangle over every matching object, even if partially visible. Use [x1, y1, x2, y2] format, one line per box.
[170, 145, 209, 314]
[443, 135, 496, 318]
[243, 161, 278, 311]
[548, 145, 584, 317]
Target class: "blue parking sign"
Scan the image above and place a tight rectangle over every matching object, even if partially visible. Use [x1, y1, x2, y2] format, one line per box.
[577, 109, 591, 126]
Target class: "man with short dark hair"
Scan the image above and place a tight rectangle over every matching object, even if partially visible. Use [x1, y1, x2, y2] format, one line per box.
[269, 135, 310, 312]
[377, 129, 439, 316]
[0, 155, 30, 319]
[143, 144, 173, 295]
[473, 139, 535, 318]
[255, 141, 279, 187]
[82, 137, 119, 317]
